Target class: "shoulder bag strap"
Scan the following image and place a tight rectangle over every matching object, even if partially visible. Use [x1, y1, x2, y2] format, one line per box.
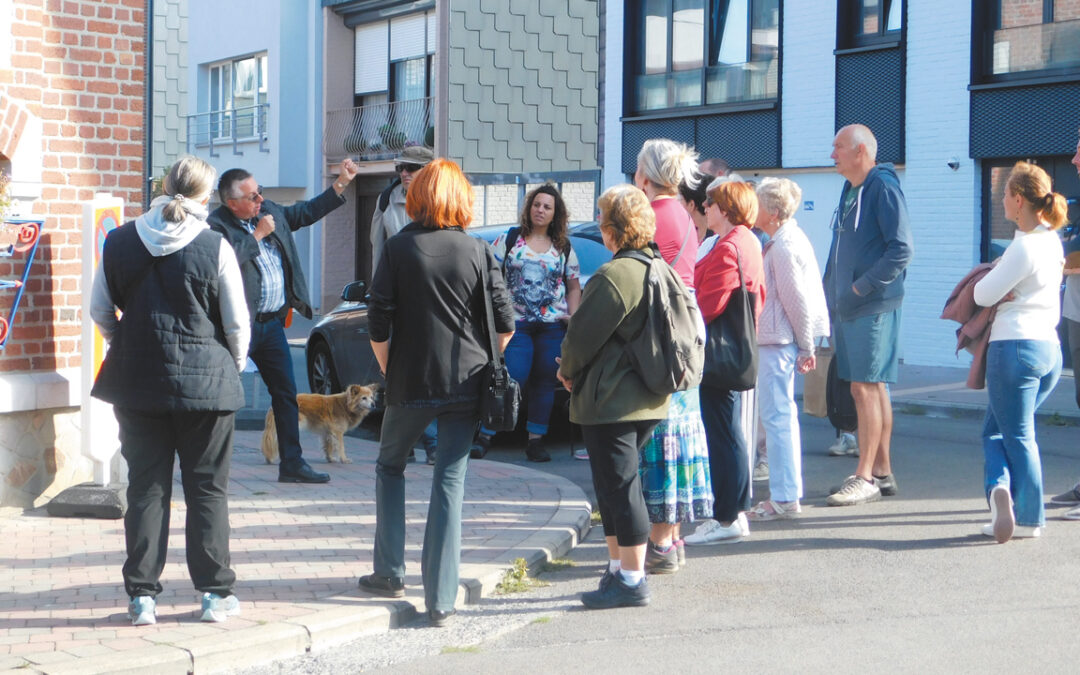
[669, 217, 694, 267]
[478, 241, 504, 366]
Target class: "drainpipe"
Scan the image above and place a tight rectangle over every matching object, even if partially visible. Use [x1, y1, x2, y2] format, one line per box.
[144, 0, 154, 209]
[435, 0, 449, 159]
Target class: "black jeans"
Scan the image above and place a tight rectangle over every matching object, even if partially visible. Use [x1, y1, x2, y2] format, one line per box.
[700, 385, 750, 523]
[581, 420, 658, 547]
[249, 317, 305, 470]
[117, 407, 236, 598]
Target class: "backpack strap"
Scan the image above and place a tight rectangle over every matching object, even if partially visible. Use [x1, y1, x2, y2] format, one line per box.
[616, 249, 651, 266]
[501, 226, 521, 273]
[377, 177, 401, 213]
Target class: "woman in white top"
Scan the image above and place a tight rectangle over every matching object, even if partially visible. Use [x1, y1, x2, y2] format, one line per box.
[972, 161, 1066, 543]
[747, 178, 830, 520]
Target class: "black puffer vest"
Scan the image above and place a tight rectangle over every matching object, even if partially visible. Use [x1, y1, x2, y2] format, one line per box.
[91, 223, 245, 412]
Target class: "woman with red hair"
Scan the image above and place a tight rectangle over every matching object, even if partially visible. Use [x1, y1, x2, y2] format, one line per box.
[684, 178, 766, 546]
[359, 158, 516, 626]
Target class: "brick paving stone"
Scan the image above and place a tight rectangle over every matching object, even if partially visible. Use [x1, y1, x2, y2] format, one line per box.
[0, 430, 589, 673]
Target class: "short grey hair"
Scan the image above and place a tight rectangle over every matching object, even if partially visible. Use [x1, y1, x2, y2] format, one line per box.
[637, 138, 698, 193]
[755, 177, 802, 222]
[845, 124, 878, 163]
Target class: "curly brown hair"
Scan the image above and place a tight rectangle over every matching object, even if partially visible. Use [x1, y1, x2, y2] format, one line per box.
[519, 183, 570, 255]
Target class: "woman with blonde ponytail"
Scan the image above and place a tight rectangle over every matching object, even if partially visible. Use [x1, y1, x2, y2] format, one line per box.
[972, 160, 1065, 544]
[89, 156, 251, 624]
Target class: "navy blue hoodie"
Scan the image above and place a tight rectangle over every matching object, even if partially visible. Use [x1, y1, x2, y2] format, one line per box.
[823, 164, 914, 321]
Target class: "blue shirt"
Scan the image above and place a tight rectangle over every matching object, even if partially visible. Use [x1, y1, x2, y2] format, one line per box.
[241, 219, 286, 313]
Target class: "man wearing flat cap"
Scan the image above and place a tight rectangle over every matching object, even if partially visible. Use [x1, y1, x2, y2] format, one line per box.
[370, 145, 435, 276]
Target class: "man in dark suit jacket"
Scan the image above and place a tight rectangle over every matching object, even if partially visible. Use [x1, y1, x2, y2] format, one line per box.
[208, 158, 358, 483]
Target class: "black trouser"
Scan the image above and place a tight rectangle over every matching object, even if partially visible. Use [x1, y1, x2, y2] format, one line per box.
[581, 420, 658, 547]
[116, 407, 236, 598]
[700, 385, 750, 523]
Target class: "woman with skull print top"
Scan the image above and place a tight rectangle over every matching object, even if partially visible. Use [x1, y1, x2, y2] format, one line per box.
[470, 184, 581, 462]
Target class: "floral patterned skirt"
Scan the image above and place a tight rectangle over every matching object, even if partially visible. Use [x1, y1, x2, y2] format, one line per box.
[639, 387, 714, 524]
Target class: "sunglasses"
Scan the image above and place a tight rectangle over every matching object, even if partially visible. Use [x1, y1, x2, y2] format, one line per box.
[396, 163, 424, 174]
[233, 185, 263, 203]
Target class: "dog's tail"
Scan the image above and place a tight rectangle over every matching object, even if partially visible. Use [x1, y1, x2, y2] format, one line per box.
[261, 408, 278, 464]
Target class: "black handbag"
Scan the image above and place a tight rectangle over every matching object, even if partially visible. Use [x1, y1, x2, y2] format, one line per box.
[702, 246, 758, 391]
[478, 244, 521, 431]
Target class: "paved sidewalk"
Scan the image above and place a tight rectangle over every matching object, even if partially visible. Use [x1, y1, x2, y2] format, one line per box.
[888, 363, 1077, 423]
[0, 430, 591, 674]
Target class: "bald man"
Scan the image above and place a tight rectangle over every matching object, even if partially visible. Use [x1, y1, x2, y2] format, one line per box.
[823, 124, 914, 507]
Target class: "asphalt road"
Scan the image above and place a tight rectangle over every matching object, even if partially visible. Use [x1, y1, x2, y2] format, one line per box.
[230, 409, 1080, 674]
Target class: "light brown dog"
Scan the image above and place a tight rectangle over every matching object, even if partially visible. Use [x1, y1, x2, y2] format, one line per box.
[261, 384, 378, 464]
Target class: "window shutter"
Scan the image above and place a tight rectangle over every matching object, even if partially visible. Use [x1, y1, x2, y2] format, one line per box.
[427, 11, 436, 53]
[354, 21, 388, 94]
[390, 13, 426, 61]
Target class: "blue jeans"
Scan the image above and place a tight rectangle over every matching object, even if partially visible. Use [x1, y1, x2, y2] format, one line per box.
[373, 401, 478, 613]
[983, 340, 1061, 528]
[757, 344, 802, 502]
[480, 320, 565, 437]
[249, 317, 305, 470]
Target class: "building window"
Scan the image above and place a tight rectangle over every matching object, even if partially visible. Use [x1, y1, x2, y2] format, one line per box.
[974, 1, 1080, 82]
[630, 0, 779, 114]
[982, 155, 1079, 261]
[208, 53, 268, 140]
[837, 0, 903, 49]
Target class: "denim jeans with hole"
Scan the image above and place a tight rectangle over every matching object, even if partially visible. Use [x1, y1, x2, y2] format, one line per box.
[983, 339, 1061, 527]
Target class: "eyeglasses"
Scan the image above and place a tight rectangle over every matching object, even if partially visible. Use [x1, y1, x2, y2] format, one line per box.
[235, 186, 263, 203]
[396, 163, 424, 174]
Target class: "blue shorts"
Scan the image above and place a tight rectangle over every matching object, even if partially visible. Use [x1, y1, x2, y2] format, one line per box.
[834, 308, 901, 384]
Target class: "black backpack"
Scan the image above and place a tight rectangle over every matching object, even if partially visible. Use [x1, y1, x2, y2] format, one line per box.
[826, 354, 858, 432]
[615, 248, 705, 395]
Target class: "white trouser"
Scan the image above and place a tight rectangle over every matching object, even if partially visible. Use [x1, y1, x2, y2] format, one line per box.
[756, 343, 802, 502]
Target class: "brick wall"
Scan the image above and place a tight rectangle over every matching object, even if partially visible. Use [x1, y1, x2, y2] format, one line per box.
[0, 0, 145, 374]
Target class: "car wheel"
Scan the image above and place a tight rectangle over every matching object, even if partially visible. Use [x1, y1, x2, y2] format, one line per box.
[308, 340, 341, 395]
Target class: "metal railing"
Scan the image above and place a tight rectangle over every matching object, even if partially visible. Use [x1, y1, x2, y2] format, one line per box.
[185, 103, 270, 157]
[324, 97, 433, 161]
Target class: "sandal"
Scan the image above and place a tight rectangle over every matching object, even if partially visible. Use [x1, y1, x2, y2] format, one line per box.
[747, 499, 801, 521]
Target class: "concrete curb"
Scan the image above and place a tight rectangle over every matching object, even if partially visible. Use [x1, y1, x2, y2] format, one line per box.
[9, 468, 592, 675]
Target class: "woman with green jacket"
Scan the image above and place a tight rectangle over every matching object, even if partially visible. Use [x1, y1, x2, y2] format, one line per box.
[557, 184, 670, 610]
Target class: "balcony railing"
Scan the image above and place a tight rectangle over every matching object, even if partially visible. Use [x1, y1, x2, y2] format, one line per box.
[185, 103, 270, 157]
[324, 97, 433, 161]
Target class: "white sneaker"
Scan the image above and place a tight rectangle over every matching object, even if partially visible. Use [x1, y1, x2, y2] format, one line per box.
[1064, 505, 1080, 521]
[986, 485, 1014, 543]
[825, 475, 880, 506]
[200, 593, 241, 623]
[573, 448, 590, 461]
[752, 459, 769, 482]
[982, 523, 1041, 539]
[683, 518, 745, 545]
[828, 433, 859, 456]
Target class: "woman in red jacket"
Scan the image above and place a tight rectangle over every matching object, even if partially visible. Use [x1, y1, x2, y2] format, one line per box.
[684, 178, 766, 546]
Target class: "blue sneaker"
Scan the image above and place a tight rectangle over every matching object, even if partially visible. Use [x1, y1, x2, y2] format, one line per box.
[200, 592, 241, 623]
[128, 596, 157, 626]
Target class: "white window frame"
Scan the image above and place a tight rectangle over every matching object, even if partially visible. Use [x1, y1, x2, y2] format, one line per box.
[207, 53, 268, 141]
